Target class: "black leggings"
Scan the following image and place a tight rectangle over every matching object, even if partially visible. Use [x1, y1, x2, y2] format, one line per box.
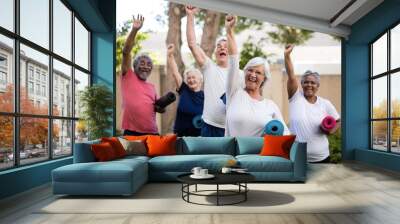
[123, 130, 159, 136]
[309, 156, 331, 163]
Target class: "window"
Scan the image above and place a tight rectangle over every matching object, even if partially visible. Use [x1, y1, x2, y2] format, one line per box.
[35, 70, 41, 81]
[0, 35, 13, 113]
[75, 18, 90, 70]
[0, 0, 14, 32]
[28, 67, 34, 80]
[0, 53, 9, 89]
[0, 71, 6, 85]
[20, 0, 49, 49]
[371, 23, 400, 154]
[36, 83, 40, 95]
[53, 0, 72, 60]
[28, 81, 34, 94]
[42, 85, 46, 97]
[0, 0, 91, 170]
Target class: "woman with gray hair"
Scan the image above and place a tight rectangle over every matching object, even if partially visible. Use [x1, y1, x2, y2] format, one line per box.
[167, 44, 204, 137]
[224, 15, 289, 137]
[284, 44, 340, 163]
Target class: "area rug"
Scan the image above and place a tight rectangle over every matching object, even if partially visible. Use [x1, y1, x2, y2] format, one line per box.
[37, 183, 362, 214]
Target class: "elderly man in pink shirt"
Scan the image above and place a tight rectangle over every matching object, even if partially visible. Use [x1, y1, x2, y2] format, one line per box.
[121, 15, 162, 136]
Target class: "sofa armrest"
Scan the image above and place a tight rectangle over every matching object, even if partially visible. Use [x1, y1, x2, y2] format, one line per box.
[73, 140, 100, 163]
[289, 142, 307, 182]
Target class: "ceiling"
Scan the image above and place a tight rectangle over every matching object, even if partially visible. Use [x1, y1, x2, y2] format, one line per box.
[169, 0, 384, 38]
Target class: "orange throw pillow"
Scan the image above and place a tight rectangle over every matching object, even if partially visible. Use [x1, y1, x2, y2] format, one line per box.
[146, 135, 177, 157]
[101, 137, 126, 158]
[91, 142, 117, 161]
[260, 135, 296, 159]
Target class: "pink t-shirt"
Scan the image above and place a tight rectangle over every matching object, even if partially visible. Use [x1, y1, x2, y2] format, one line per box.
[121, 69, 158, 133]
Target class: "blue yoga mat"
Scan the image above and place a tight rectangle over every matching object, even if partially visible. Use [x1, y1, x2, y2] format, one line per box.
[192, 115, 203, 129]
[220, 93, 226, 105]
[263, 120, 284, 136]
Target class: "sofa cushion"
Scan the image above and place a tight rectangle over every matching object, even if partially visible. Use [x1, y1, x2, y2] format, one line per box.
[91, 142, 118, 161]
[179, 137, 236, 155]
[101, 137, 127, 158]
[118, 138, 147, 156]
[148, 154, 235, 172]
[236, 137, 263, 155]
[236, 155, 293, 172]
[73, 140, 100, 163]
[147, 135, 177, 157]
[260, 135, 296, 159]
[52, 159, 147, 183]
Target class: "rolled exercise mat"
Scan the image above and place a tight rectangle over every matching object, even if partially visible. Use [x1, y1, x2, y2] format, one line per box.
[220, 93, 226, 105]
[263, 120, 284, 136]
[192, 115, 203, 129]
[321, 115, 337, 132]
[155, 92, 176, 109]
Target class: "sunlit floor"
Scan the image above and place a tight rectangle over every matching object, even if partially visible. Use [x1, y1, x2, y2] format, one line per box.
[0, 162, 400, 224]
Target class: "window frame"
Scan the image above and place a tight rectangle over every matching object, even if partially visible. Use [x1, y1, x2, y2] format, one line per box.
[0, 0, 92, 171]
[370, 21, 400, 154]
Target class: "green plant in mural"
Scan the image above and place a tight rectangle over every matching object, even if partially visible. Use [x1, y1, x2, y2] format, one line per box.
[79, 84, 113, 140]
[328, 129, 342, 163]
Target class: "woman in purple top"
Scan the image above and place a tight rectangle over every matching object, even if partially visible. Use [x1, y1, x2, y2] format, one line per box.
[167, 44, 204, 137]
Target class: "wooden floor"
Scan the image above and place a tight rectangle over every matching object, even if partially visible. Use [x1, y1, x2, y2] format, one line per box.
[1, 162, 400, 224]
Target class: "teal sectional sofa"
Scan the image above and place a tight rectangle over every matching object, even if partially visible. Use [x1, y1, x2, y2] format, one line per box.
[52, 137, 307, 196]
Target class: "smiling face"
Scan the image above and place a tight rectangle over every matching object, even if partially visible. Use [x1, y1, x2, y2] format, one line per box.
[301, 75, 319, 97]
[214, 39, 228, 66]
[185, 71, 202, 91]
[134, 56, 153, 80]
[244, 65, 265, 91]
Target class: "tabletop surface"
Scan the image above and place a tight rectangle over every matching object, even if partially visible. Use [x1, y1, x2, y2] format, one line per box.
[177, 172, 255, 185]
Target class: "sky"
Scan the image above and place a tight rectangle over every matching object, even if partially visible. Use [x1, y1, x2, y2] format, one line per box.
[116, 0, 343, 75]
[117, 0, 169, 32]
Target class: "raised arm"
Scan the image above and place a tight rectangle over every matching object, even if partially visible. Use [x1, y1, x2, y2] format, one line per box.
[166, 44, 183, 88]
[226, 15, 237, 55]
[185, 5, 207, 67]
[225, 15, 241, 103]
[121, 14, 144, 75]
[284, 44, 298, 99]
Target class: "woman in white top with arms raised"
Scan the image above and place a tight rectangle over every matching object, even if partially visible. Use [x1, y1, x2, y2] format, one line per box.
[224, 15, 289, 137]
[284, 44, 340, 163]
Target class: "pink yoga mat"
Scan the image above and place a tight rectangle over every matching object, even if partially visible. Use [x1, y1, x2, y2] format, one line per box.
[321, 116, 336, 132]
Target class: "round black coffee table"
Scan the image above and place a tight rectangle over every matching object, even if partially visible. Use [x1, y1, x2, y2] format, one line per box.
[177, 173, 255, 206]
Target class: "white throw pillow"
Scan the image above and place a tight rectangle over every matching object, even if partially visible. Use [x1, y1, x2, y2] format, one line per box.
[118, 137, 147, 156]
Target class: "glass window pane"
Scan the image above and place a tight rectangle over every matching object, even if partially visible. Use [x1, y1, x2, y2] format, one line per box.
[0, 0, 14, 31]
[53, 119, 72, 158]
[74, 69, 89, 118]
[53, 59, 72, 117]
[0, 116, 14, 170]
[20, 0, 49, 49]
[20, 117, 49, 165]
[372, 33, 387, 76]
[20, 44, 49, 115]
[0, 35, 14, 112]
[391, 24, 400, 70]
[372, 77, 387, 119]
[391, 72, 400, 118]
[75, 120, 88, 143]
[75, 18, 89, 70]
[53, 0, 72, 60]
[391, 120, 400, 153]
[372, 121, 388, 151]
